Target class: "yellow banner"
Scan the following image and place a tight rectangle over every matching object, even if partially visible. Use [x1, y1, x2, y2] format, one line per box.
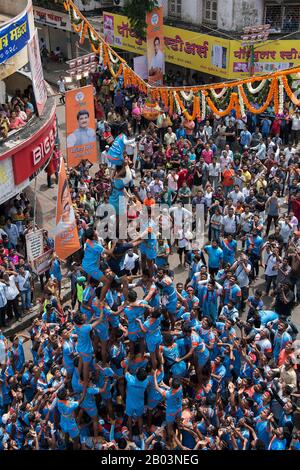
[103, 12, 300, 80]
[229, 39, 300, 78]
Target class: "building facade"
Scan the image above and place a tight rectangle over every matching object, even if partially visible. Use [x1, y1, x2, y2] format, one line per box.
[0, 0, 57, 205]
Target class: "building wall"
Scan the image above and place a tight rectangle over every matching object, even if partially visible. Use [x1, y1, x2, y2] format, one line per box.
[0, 0, 27, 18]
[231, 0, 264, 30]
[181, 0, 202, 25]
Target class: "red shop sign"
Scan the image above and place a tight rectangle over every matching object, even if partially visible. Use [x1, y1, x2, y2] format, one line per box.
[12, 113, 57, 185]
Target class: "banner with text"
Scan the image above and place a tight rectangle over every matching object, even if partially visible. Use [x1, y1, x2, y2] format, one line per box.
[28, 29, 47, 116]
[146, 7, 164, 86]
[103, 11, 300, 79]
[55, 159, 80, 260]
[0, 11, 30, 64]
[65, 85, 97, 167]
[26, 229, 44, 263]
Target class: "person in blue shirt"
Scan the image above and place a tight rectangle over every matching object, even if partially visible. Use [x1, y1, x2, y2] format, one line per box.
[268, 427, 287, 450]
[77, 378, 108, 437]
[239, 126, 252, 150]
[61, 328, 75, 380]
[8, 333, 30, 373]
[204, 240, 223, 276]
[42, 304, 59, 325]
[178, 324, 210, 385]
[140, 215, 158, 276]
[153, 371, 183, 439]
[57, 387, 84, 449]
[136, 308, 163, 370]
[155, 268, 178, 328]
[81, 228, 113, 302]
[49, 255, 62, 297]
[160, 334, 187, 379]
[221, 234, 237, 266]
[73, 311, 105, 395]
[80, 277, 98, 322]
[125, 366, 150, 440]
[247, 289, 264, 320]
[122, 289, 151, 355]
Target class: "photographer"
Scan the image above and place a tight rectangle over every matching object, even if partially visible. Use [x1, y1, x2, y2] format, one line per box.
[273, 283, 295, 318]
[231, 254, 252, 312]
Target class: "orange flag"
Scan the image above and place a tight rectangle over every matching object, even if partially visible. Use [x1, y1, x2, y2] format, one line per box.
[65, 85, 98, 168]
[54, 159, 81, 259]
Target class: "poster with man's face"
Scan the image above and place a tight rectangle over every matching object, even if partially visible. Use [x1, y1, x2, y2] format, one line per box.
[65, 85, 97, 167]
[146, 7, 164, 86]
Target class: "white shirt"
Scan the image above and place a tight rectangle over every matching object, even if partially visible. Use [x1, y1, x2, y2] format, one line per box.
[222, 214, 239, 234]
[265, 254, 278, 276]
[208, 162, 221, 177]
[234, 262, 251, 287]
[57, 79, 66, 93]
[123, 253, 139, 271]
[150, 49, 165, 73]
[292, 115, 300, 130]
[6, 275, 19, 301]
[169, 207, 192, 226]
[167, 173, 178, 191]
[228, 190, 245, 206]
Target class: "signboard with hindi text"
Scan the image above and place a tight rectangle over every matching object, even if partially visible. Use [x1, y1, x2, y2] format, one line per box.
[0, 11, 30, 64]
[103, 11, 300, 79]
[26, 229, 44, 263]
[32, 249, 53, 275]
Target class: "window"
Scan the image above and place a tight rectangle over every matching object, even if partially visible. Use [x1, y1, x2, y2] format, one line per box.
[203, 0, 218, 24]
[168, 0, 182, 18]
[265, 3, 300, 33]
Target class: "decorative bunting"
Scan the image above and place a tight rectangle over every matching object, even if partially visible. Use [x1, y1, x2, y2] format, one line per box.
[64, 0, 300, 121]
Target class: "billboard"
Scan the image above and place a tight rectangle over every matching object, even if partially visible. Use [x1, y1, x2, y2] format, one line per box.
[65, 85, 97, 168]
[146, 7, 164, 86]
[0, 10, 30, 64]
[103, 11, 300, 79]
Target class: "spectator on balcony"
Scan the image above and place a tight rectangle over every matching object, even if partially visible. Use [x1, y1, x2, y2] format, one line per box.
[0, 112, 9, 139]
[23, 96, 34, 118]
[9, 111, 26, 130]
[14, 105, 27, 122]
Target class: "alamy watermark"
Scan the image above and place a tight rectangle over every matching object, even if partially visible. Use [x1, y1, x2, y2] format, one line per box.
[95, 200, 206, 249]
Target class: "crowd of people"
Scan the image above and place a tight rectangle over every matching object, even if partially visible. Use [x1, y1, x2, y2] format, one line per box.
[0, 64, 300, 451]
[0, 87, 36, 139]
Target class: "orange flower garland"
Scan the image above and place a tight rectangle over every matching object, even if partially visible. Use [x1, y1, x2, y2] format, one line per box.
[281, 76, 300, 106]
[108, 61, 124, 79]
[175, 93, 200, 121]
[238, 79, 276, 114]
[206, 92, 240, 118]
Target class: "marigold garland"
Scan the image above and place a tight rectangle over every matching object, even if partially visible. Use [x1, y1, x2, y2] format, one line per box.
[205, 91, 240, 118]
[282, 76, 300, 106]
[238, 79, 276, 114]
[64, 0, 300, 121]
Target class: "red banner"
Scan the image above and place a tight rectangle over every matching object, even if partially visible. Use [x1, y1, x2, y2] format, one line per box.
[12, 112, 57, 184]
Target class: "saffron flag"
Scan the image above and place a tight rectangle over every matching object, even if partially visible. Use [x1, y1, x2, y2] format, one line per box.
[54, 159, 81, 259]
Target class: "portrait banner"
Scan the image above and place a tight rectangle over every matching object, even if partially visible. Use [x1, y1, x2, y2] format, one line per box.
[146, 6, 164, 86]
[55, 159, 81, 260]
[65, 85, 97, 167]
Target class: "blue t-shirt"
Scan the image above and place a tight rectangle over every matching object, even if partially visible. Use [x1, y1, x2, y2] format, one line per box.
[75, 323, 93, 355]
[205, 246, 223, 268]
